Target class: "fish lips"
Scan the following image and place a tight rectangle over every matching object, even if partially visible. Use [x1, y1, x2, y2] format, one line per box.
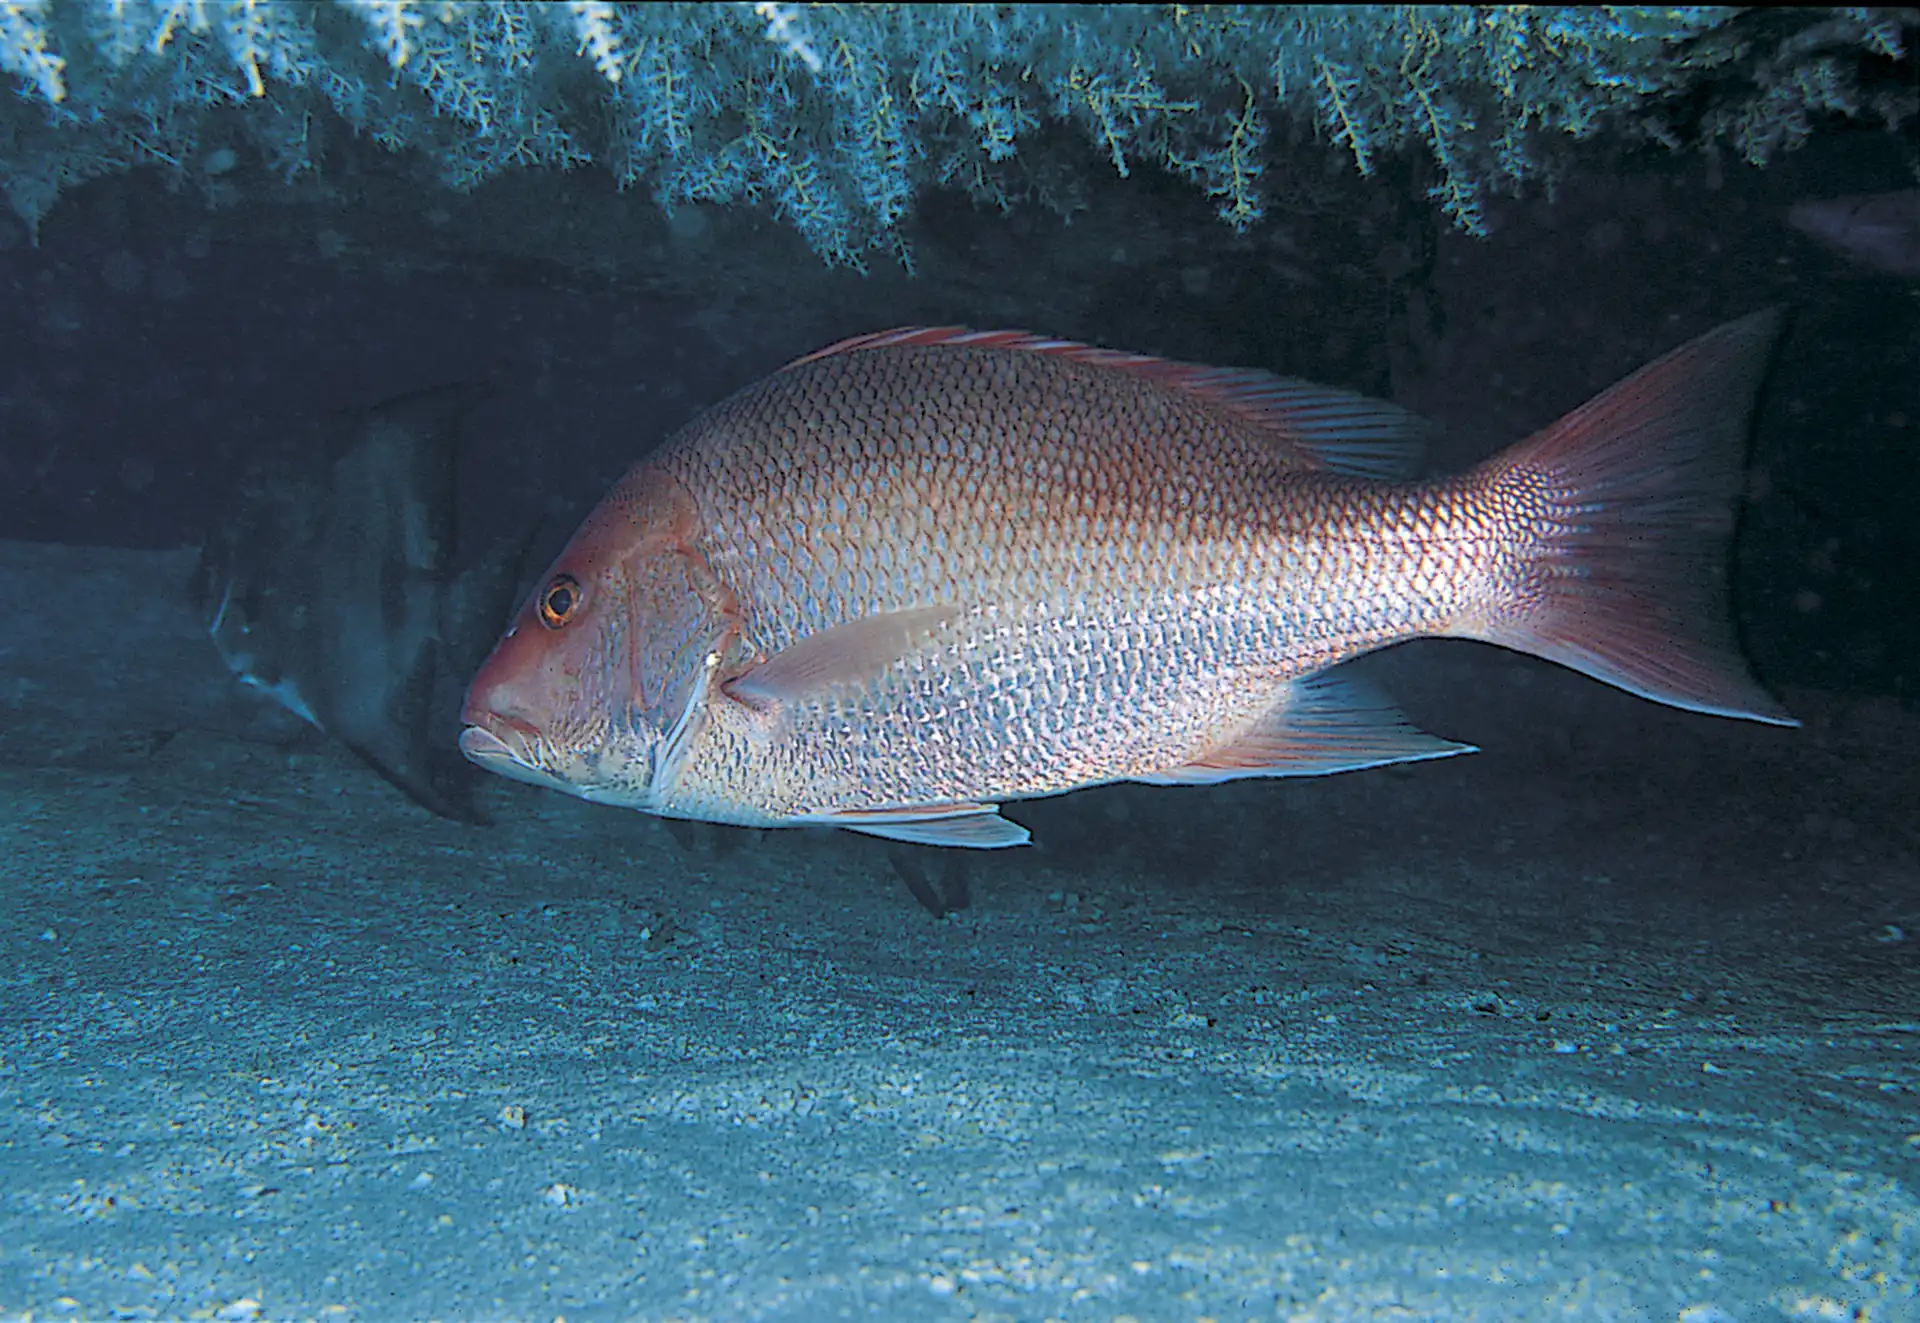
[459, 723, 654, 809]
[458, 724, 574, 793]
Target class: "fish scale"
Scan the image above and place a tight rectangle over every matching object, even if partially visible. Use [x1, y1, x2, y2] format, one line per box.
[682, 350, 1343, 791]
[460, 313, 1793, 848]
[701, 350, 1327, 634]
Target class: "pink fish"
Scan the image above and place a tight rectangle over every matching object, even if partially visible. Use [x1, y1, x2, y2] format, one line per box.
[460, 312, 1793, 847]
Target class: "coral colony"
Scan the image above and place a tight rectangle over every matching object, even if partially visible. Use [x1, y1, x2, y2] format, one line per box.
[1, 4, 1911, 264]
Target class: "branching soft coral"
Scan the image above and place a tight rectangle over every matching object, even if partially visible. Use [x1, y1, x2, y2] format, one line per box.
[0, 3, 1912, 265]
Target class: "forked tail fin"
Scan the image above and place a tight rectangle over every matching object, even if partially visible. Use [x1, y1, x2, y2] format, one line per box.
[1469, 309, 1796, 726]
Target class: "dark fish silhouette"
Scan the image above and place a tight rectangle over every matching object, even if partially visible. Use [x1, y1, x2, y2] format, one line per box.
[193, 386, 529, 821]
[1788, 190, 1920, 278]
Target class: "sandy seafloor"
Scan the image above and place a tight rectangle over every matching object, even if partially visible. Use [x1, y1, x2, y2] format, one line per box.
[0, 538, 1914, 1323]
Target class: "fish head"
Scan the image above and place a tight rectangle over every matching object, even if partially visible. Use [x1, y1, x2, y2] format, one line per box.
[459, 466, 729, 810]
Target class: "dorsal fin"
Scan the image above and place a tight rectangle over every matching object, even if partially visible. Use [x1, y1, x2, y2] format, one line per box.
[785, 327, 1428, 479]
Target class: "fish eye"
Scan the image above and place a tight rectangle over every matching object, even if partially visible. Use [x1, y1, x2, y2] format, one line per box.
[537, 574, 584, 630]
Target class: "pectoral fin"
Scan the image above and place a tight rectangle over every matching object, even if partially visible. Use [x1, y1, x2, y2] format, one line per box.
[1139, 675, 1475, 785]
[725, 605, 960, 709]
[808, 803, 1031, 849]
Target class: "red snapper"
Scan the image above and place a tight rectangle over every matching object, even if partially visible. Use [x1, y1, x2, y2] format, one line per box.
[460, 314, 1792, 847]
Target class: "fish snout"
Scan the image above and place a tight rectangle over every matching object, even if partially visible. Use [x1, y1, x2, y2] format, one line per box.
[459, 666, 575, 791]
[459, 633, 560, 770]
[460, 655, 550, 744]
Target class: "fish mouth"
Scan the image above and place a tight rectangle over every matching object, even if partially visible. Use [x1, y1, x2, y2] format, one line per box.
[458, 723, 574, 793]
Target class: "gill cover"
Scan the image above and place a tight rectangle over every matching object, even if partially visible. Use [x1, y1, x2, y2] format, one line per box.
[572, 464, 737, 806]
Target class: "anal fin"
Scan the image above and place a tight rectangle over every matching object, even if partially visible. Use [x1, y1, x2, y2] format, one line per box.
[810, 803, 1030, 849]
[1138, 674, 1475, 785]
